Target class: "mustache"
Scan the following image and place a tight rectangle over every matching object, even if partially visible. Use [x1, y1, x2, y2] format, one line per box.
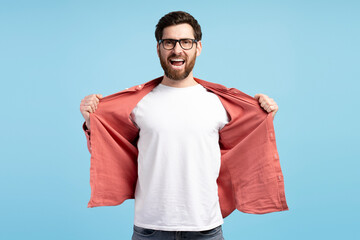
[167, 54, 186, 60]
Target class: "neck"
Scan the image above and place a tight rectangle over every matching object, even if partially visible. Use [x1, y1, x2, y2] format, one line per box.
[161, 72, 198, 88]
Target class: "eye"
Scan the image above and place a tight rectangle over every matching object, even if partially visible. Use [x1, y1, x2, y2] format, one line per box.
[180, 39, 193, 48]
[163, 40, 173, 46]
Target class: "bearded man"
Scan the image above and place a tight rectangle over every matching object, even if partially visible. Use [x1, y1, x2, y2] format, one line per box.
[80, 11, 288, 240]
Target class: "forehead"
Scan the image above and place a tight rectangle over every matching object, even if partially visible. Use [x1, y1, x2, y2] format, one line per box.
[162, 23, 195, 39]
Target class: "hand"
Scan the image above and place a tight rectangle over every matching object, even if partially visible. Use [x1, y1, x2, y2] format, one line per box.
[254, 93, 278, 118]
[80, 94, 103, 130]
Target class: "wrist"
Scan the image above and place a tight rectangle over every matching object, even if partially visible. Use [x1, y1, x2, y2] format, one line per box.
[85, 120, 90, 130]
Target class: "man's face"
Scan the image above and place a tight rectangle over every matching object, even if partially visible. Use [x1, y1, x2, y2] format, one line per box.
[157, 23, 202, 81]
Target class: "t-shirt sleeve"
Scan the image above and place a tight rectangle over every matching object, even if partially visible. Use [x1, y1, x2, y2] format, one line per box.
[130, 107, 140, 129]
[218, 107, 230, 130]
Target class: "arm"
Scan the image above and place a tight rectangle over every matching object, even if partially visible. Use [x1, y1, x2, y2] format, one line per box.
[80, 94, 103, 153]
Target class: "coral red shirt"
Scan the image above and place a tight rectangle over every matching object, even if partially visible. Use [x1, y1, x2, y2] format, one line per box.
[82, 76, 289, 218]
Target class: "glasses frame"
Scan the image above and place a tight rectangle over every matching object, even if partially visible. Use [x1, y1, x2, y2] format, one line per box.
[158, 38, 198, 50]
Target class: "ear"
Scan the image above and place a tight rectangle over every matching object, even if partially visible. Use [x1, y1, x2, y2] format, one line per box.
[157, 43, 160, 57]
[196, 40, 202, 57]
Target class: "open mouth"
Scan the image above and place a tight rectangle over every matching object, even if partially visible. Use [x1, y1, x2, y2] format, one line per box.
[170, 59, 185, 66]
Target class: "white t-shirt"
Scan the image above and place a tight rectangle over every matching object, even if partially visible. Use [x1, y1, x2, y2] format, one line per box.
[130, 83, 229, 231]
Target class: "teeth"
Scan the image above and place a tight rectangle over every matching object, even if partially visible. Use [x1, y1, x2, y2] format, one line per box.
[171, 59, 184, 62]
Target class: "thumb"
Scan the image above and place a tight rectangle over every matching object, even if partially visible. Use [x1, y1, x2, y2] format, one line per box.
[96, 94, 103, 99]
[254, 93, 261, 100]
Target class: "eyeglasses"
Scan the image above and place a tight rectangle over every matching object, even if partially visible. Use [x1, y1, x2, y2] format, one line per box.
[159, 39, 198, 50]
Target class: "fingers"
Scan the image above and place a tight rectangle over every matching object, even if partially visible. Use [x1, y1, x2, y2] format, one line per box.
[254, 93, 278, 116]
[254, 94, 261, 100]
[80, 105, 94, 113]
[82, 100, 98, 112]
[80, 94, 103, 114]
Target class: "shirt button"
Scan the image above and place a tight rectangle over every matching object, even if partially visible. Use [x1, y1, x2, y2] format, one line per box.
[269, 132, 275, 141]
[136, 85, 142, 90]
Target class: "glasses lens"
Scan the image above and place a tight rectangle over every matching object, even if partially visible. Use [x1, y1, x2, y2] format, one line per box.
[162, 39, 175, 50]
[180, 39, 193, 49]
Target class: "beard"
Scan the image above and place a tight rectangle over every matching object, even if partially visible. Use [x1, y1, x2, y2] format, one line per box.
[159, 52, 196, 81]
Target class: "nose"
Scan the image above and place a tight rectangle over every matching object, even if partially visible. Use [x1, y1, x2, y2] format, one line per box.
[173, 41, 183, 54]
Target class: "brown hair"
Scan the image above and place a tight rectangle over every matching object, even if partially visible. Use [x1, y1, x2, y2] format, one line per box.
[155, 11, 202, 42]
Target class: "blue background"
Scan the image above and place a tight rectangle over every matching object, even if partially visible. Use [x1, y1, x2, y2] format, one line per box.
[1, 0, 359, 239]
